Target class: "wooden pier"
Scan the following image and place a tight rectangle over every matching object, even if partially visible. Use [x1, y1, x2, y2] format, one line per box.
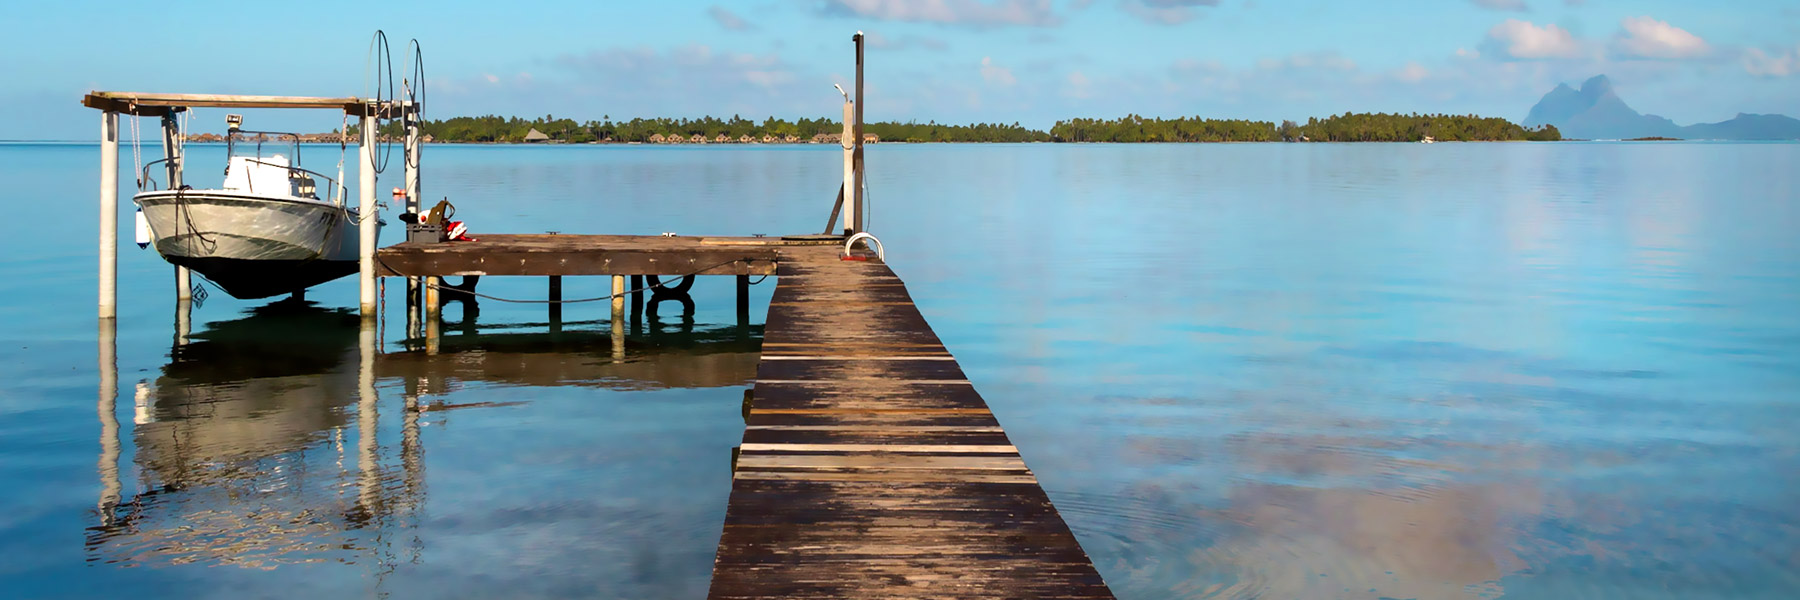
[710, 245, 1115, 599]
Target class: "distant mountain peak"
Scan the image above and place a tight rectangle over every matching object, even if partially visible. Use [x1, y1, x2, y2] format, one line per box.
[1523, 74, 1799, 140]
[1581, 74, 1613, 93]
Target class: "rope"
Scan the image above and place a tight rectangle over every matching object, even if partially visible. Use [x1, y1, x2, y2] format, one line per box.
[386, 256, 769, 304]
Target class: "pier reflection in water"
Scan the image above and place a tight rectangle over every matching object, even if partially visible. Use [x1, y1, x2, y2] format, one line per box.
[87, 297, 758, 595]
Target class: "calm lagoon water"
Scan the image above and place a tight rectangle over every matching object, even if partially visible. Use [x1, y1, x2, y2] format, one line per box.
[1, 140, 1796, 599]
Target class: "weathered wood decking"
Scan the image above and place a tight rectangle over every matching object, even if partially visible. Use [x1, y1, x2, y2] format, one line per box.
[710, 246, 1115, 599]
[374, 234, 785, 277]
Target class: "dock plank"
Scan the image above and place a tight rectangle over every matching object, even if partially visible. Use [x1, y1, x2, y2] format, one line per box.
[708, 246, 1114, 599]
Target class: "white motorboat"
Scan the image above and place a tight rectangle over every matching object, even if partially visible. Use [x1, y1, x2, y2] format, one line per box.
[134, 118, 378, 299]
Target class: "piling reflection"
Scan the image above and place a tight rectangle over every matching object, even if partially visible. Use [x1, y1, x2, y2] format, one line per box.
[88, 299, 761, 569]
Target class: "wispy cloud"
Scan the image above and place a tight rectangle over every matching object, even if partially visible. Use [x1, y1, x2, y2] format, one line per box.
[1742, 45, 1799, 77]
[1611, 16, 1710, 60]
[1484, 19, 1585, 60]
[708, 6, 755, 31]
[980, 56, 1017, 86]
[1470, 0, 1528, 12]
[864, 31, 949, 51]
[817, 0, 1061, 28]
[1119, 0, 1220, 25]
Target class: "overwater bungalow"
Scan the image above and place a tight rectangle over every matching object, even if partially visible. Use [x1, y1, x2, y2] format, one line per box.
[715, 133, 731, 143]
[649, 133, 666, 144]
[523, 128, 550, 143]
[739, 134, 755, 144]
[760, 134, 775, 144]
[862, 133, 880, 144]
[689, 133, 706, 143]
[782, 134, 798, 143]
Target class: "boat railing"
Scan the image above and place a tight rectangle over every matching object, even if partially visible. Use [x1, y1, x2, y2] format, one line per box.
[138, 158, 176, 192]
[238, 158, 341, 204]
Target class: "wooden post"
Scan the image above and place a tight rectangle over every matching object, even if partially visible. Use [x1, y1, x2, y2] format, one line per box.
[853, 31, 866, 234]
[99, 111, 118, 319]
[736, 274, 750, 326]
[357, 109, 378, 319]
[548, 275, 563, 331]
[841, 100, 855, 235]
[611, 275, 625, 320]
[161, 113, 192, 301]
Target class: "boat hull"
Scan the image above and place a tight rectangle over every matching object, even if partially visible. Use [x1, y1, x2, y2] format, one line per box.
[133, 191, 374, 299]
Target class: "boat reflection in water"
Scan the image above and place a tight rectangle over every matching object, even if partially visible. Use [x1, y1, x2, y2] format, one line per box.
[88, 297, 760, 569]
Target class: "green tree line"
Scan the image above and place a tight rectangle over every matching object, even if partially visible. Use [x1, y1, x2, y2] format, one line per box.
[359, 112, 1558, 143]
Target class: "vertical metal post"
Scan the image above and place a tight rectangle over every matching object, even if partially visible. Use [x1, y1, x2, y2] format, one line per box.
[404, 102, 422, 317]
[853, 31, 866, 234]
[162, 113, 192, 301]
[358, 109, 378, 319]
[99, 111, 118, 319]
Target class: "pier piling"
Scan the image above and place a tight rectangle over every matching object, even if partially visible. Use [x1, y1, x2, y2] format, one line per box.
[357, 110, 378, 319]
[98, 111, 118, 319]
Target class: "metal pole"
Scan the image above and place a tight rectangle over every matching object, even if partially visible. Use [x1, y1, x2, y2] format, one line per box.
[356, 319, 380, 515]
[161, 113, 192, 301]
[358, 109, 378, 318]
[99, 111, 118, 319]
[853, 31, 866, 234]
[404, 102, 422, 315]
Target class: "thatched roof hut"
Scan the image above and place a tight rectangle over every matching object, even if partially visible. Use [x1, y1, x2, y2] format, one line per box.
[738, 134, 754, 144]
[715, 133, 730, 143]
[761, 134, 775, 143]
[689, 134, 706, 143]
[649, 133, 666, 143]
[862, 133, 880, 144]
[783, 134, 798, 143]
[523, 128, 550, 143]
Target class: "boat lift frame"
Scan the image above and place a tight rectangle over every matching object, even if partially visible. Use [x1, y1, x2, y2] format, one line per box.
[81, 92, 416, 320]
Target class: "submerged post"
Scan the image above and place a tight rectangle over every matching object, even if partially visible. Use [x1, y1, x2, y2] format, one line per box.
[357, 108, 378, 319]
[160, 113, 191, 301]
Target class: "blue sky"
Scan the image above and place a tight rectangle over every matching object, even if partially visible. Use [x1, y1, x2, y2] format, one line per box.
[4, 0, 1797, 138]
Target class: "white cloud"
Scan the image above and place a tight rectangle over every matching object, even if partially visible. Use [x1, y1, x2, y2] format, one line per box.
[1471, 0, 1528, 12]
[1064, 70, 1093, 98]
[864, 31, 949, 51]
[1742, 45, 1799, 77]
[980, 56, 1017, 86]
[1395, 62, 1430, 83]
[1485, 19, 1585, 59]
[819, 0, 1061, 27]
[1611, 17, 1711, 59]
[707, 6, 754, 31]
[1119, 0, 1220, 25]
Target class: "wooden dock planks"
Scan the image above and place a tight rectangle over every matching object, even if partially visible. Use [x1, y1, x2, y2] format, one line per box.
[709, 246, 1115, 599]
[374, 234, 788, 277]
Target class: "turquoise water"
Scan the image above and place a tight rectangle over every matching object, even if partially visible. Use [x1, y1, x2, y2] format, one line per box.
[1, 141, 1796, 599]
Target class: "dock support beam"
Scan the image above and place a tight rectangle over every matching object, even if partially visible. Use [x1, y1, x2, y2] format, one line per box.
[98, 111, 118, 319]
[404, 101, 423, 322]
[357, 110, 378, 319]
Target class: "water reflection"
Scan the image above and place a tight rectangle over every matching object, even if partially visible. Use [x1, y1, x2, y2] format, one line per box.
[88, 299, 760, 570]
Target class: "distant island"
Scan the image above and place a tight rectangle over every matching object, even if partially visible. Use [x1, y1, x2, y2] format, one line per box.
[1525, 75, 1800, 140]
[331, 112, 1559, 144]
